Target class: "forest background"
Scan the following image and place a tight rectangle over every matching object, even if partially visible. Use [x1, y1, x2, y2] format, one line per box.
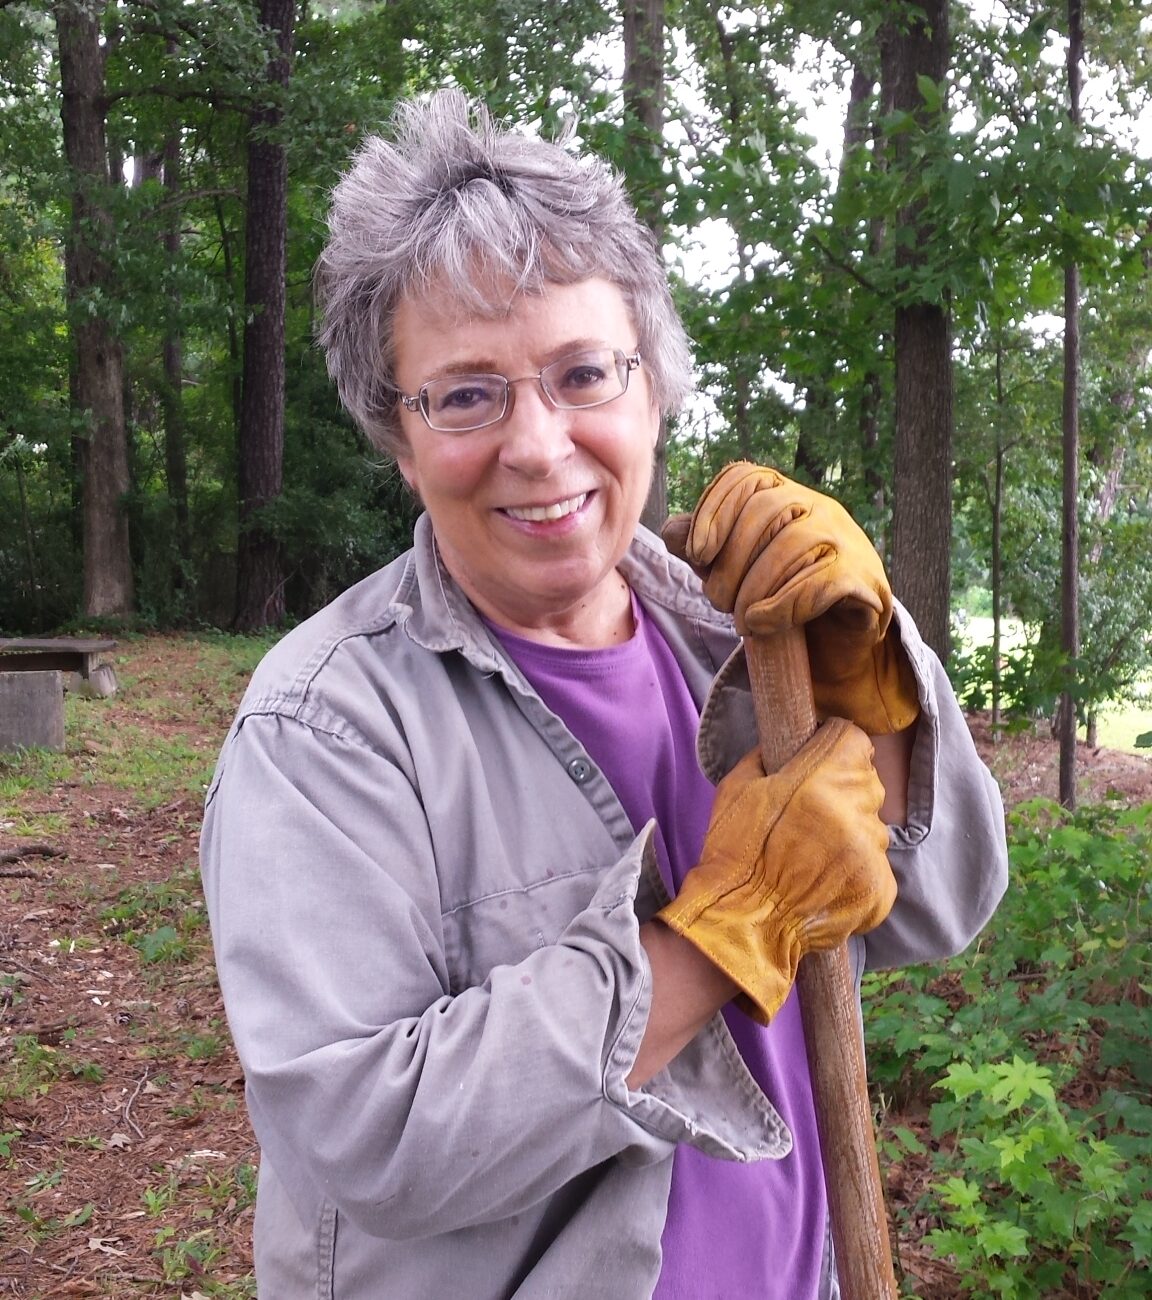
[1, 0, 1152, 774]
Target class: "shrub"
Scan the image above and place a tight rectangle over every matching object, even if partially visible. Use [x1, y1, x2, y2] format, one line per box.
[866, 799, 1152, 1297]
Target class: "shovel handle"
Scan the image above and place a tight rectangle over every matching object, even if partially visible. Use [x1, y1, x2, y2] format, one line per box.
[746, 628, 898, 1300]
[663, 514, 898, 1300]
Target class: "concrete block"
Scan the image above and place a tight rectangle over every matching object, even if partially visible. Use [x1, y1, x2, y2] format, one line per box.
[0, 670, 65, 753]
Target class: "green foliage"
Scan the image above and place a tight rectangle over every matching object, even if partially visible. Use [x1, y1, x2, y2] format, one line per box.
[866, 799, 1152, 1296]
[948, 638, 1067, 719]
[101, 864, 206, 967]
[0, 1033, 105, 1099]
[133, 923, 190, 964]
[1, 0, 1151, 731]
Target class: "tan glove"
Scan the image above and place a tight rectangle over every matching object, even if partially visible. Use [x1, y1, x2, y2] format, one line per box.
[658, 718, 895, 1025]
[685, 462, 919, 735]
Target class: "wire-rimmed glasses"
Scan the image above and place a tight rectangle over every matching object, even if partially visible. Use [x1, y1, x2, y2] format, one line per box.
[399, 348, 642, 433]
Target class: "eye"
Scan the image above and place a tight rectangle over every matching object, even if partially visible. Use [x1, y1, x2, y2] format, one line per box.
[426, 376, 502, 413]
[553, 353, 610, 394]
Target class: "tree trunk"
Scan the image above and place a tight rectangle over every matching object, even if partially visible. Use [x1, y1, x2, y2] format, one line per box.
[234, 0, 294, 631]
[624, 0, 670, 534]
[161, 119, 192, 601]
[697, 6, 759, 478]
[55, 0, 135, 620]
[1059, 0, 1083, 810]
[883, 0, 953, 661]
[891, 303, 953, 655]
[214, 195, 245, 432]
[991, 338, 1005, 741]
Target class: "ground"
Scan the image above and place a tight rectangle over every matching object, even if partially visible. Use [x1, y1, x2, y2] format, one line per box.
[1, 634, 1149, 1298]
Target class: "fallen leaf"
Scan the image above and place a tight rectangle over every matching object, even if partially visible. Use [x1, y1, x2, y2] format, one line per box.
[88, 1237, 127, 1256]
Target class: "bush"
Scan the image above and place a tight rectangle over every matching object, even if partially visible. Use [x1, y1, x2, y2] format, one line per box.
[866, 799, 1152, 1297]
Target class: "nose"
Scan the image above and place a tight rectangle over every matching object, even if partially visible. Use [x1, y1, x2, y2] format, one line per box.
[497, 379, 574, 477]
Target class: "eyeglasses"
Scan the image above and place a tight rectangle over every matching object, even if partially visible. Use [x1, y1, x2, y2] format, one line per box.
[399, 347, 642, 433]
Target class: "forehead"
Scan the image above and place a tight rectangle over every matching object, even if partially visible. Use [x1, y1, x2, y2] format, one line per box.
[392, 276, 635, 371]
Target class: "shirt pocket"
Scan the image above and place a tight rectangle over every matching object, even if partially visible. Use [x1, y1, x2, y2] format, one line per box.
[441, 866, 607, 993]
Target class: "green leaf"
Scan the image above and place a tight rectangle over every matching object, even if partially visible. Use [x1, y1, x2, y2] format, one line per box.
[62, 1202, 95, 1228]
[916, 74, 944, 113]
[892, 1125, 928, 1156]
[1122, 1200, 1152, 1263]
[134, 926, 183, 964]
[979, 1219, 1031, 1260]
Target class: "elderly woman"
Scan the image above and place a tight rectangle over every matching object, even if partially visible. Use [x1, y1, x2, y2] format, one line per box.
[200, 90, 1007, 1299]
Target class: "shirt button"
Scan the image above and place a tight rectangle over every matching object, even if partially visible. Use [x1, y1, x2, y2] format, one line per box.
[566, 757, 593, 784]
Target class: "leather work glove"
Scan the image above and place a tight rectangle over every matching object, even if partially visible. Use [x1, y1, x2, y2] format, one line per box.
[658, 718, 895, 1025]
[684, 462, 920, 735]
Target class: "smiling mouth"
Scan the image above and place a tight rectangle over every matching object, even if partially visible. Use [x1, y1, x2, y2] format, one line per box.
[503, 493, 588, 523]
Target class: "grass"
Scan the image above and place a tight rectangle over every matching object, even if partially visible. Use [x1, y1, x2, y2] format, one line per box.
[1, 633, 277, 825]
[1093, 698, 1152, 753]
[0, 749, 75, 818]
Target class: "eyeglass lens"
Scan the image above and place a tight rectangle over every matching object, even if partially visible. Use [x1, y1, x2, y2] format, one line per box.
[419, 348, 632, 432]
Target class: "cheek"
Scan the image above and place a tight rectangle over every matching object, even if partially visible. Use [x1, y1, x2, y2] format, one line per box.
[644, 401, 661, 451]
[395, 453, 418, 496]
[400, 439, 491, 505]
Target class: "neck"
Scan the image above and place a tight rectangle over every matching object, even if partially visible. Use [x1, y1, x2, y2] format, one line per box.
[478, 575, 635, 649]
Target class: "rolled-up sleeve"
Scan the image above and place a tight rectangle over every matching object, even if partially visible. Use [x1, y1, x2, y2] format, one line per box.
[863, 608, 1008, 968]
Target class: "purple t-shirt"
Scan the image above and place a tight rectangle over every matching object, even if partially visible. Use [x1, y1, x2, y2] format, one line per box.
[487, 600, 828, 1298]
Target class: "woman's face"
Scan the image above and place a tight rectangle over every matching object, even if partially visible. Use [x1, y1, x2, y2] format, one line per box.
[392, 277, 661, 646]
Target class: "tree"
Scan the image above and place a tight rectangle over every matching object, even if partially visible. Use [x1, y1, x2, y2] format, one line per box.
[55, 0, 135, 618]
[1057, 0, 1083, 808]
[234, 0, 294, 631]
[622, 0, 670, 532]
[883, 0, 953, 660]
[158, 41, 191, 606]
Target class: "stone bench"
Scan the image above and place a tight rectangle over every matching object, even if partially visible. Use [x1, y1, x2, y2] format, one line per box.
[0, 670, 65, 753]
[0, 637, 119, 697]
[0, 639, 118, 755]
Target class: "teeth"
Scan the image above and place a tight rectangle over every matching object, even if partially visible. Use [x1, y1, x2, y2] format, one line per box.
[505, 494, 587, 523]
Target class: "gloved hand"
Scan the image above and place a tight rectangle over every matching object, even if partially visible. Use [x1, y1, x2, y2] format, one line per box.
[657, 718, 895, 1025]
[684, 462, 919, 735]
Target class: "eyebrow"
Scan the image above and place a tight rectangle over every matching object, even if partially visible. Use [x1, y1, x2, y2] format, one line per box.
[423, 339, 612, 381]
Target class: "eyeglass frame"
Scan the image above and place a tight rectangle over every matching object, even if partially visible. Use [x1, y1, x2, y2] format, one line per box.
[397, 347, 643, 433]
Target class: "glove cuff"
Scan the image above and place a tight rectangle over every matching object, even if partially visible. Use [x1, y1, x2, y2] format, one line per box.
[657, 885, 799, 1026]
[812, 631, 920, 734]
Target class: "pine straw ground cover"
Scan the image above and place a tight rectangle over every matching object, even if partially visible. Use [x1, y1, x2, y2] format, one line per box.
[2, 633, 1150, 1298]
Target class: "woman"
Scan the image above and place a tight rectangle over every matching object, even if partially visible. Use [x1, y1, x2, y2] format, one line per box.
[200, 90, 1008, 1298]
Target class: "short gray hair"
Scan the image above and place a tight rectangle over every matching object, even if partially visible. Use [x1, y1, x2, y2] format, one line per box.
[314, 88, 694, 456]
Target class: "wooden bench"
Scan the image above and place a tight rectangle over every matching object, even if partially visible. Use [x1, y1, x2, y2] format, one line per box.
[0, 637, 119, 698]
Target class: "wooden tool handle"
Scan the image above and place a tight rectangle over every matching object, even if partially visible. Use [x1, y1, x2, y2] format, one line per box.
[662, 512, 898, 1299]
[746, 629, 898, 1300]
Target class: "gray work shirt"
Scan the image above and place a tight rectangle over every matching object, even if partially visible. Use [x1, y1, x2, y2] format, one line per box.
[199, 514, 1008, 1298]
